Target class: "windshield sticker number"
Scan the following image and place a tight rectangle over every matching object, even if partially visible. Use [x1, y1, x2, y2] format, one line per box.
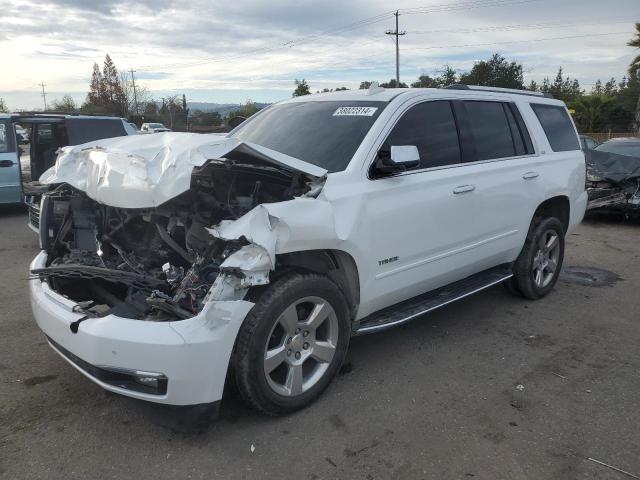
[333, 106, 378, 117]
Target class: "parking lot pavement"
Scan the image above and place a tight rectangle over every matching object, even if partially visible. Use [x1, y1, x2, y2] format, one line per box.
[1, 207, 639, 480]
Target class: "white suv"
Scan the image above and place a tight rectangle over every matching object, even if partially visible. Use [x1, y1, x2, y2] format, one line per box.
[29, 85, 587, 422]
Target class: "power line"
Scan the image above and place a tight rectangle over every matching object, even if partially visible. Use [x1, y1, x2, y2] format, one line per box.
[136, 11, 395, 71]
[161, 32, 628, 88]
[403, 31, 630, 52]
[398, 0, 543, 15]
[134, 0, 544, 72]
[386, 10, 407, 85]
[408, 18, 632, 35]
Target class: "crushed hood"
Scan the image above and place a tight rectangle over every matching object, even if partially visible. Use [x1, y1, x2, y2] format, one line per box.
[585, 149, 640, 184]
[39, 132, 328, 208]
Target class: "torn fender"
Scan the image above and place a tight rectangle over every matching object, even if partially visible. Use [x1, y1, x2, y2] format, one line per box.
[39, 133, 327, 208]
[210, 196, 346, 277]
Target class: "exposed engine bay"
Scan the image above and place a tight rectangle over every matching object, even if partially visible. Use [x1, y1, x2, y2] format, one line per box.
[31, 159, 322, 322]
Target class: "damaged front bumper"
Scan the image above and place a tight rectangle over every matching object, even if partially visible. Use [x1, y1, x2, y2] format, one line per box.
[30, 251, 254, 406]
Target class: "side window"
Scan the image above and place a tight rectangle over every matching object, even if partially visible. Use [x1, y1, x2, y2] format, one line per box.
[530, 103, 580, 152]
[36, 124, 53, 144]
[382, 100, 461, 169]
[0, 121, 16, 153]
[504, 103, 534, 156]
[464, 101, 517, 160]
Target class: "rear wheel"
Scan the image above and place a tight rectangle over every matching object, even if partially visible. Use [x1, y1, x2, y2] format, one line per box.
[510, 216, 565, 300]
[233, 272, 350, 415]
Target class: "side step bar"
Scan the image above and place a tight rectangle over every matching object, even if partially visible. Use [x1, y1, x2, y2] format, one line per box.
[354, 264, 513, 335]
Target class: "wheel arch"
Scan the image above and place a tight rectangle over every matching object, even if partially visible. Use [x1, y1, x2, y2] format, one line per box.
[533, 195, 570, 234]
[275, 249, 360, 321]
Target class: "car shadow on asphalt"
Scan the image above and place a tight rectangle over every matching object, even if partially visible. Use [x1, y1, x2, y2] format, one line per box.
[0, 204, 27, 217]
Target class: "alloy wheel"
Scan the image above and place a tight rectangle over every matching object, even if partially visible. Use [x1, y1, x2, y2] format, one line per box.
[263, 296, 339, 397]
[532, 229, 561, 288]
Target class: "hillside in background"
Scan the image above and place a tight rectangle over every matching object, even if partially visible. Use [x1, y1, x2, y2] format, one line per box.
[187, 102, 271, 116]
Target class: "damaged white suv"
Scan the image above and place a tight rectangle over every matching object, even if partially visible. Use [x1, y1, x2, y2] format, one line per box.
[29, 85, 587, 420]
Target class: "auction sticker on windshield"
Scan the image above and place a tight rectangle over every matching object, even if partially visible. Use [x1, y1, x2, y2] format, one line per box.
[333, 106, 379, 116]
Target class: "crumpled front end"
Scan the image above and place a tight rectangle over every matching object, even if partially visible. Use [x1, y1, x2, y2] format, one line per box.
[29, 136, 332, 405]
[30, 251, 255, 405]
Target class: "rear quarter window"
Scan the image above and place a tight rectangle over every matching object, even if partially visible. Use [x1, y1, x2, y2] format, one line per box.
[531, 104, 580, 152]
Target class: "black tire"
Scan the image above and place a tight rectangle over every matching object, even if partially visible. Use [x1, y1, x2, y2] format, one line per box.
[502, 277, 523, 297]
[233, 272, 351, 416]
[511, 216, 565, 300]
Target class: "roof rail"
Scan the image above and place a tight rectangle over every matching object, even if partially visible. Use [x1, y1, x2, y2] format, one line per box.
[443, 84, 554, 99]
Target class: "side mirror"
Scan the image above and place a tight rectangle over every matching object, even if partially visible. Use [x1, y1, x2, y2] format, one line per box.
[390, 145, 420, 167]
[373, 145, 420, 176]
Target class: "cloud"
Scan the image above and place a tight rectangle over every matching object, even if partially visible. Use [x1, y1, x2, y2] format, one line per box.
[0, 0, 638, 109]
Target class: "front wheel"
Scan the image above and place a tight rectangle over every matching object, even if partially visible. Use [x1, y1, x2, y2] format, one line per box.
[511, 216, 565, 300]
[233, 272, 351, 416]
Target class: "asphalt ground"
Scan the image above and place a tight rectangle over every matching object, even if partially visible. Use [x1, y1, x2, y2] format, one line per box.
[1, 206, 638, 480]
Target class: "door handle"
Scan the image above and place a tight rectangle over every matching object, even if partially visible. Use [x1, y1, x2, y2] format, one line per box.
[453, 184, 475, 194]
[522, 171, 539, 180]
[0, 160, 16, 168]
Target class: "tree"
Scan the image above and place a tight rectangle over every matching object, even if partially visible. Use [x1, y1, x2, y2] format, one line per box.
[50, 95, 78, 112]
[592, 78, 619, 96]
[626, 22, 640, 131]
[293, 79, 311, 97]
[225, 99, 261, 122]
[627, 21, 640, 78]
[411, 65, 457, 88]
[0, 98, 7, 113]
[531, 68, 583, 103]
[572, 95, 615, 131]
[190, 110, 222, 127]
[86, 62, 104, 107]
[380, 79, 408, 88]
[359, 81, 373, 89]
[411, 74, 439, 88]
[459, 53, 524, 89]
[82, 55, 128, 115]
[439, 65, 458, 87]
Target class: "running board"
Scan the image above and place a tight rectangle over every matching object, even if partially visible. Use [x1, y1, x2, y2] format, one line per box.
[355, 264, 513, 335]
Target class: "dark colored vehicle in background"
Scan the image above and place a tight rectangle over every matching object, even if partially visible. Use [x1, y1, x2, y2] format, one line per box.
[585, 137, 640, 216]
[4, 114, 136, 228]
[579, 134, 599, 150]
[594, 137, 640, 156]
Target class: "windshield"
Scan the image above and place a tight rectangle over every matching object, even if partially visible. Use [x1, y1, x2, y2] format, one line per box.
[230, 100, 387, 172]
[595, 140, 640, 157]
[150, 123, 165, 128]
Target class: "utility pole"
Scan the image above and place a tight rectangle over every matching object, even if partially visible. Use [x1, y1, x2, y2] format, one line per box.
[39, 82, 47, 111]
[129, 68, 139, 116]
[385, 11, 406, 86]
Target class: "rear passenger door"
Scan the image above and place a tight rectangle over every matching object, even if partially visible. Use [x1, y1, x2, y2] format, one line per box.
[455, 99, 539, 265]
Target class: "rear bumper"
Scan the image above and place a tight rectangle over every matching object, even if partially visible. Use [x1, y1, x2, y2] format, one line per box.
[568, 190, 588, 234]
[30, 251, 254, 405]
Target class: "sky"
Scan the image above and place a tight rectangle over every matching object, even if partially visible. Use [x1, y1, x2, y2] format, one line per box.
[0, 0, 638, 110]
